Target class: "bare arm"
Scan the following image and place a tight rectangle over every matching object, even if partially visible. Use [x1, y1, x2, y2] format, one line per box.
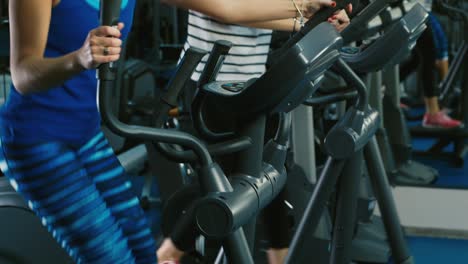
[162, 0, 335, 24]
[247, 4, 352, 32]
[245, 18, 303, 32]
[9, 0, 123, 95]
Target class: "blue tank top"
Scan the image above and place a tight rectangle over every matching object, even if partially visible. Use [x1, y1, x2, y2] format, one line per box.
[0, 0, 135, 145]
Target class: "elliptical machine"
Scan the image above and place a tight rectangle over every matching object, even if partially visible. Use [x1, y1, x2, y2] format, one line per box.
[98, 1, 415, 264]
[98, 1, 367, 264]
[0, 178, 74, 263]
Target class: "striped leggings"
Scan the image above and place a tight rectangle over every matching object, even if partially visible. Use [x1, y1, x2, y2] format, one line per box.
[0, 132, 156, 264]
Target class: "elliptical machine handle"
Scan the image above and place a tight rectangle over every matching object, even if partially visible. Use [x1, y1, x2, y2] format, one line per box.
[197, 40, 232, 87]
[98, 0, 214, 166]
[98, 0, 122, 81]
[341, 0, 392, 44]
[192, 40, 235, 141]
[154, 47, 207, 127]
[280, 0, 354, 53]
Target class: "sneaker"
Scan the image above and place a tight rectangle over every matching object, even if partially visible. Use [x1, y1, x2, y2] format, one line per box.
[422, 111, 462, 128]
[441, 107, 453, 115]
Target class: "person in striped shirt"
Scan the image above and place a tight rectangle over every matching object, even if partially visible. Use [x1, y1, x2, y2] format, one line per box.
[178, 1, 350, 82]
[158, 1, 352, 263]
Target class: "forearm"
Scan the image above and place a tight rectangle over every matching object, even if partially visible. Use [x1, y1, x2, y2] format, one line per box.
[11, 51, 84, 95]
[244, 18, 306, 32]
[162, 0, 299, 24]
[247, 7, 353, 32]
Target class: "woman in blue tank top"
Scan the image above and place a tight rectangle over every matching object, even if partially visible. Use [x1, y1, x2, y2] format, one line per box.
[0, 0, 157, 263]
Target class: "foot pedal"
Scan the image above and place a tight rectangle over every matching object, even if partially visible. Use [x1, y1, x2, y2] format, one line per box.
[393, 160, 438, 185]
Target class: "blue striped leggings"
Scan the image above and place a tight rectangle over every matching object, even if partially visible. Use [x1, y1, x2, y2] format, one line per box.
[0, 132, 156, 264]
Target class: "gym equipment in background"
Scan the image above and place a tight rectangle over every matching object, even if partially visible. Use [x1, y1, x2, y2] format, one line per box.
[409, 0, 468, 167]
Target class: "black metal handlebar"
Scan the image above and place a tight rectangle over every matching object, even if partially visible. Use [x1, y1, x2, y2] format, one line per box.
[98, 0, 213, 166]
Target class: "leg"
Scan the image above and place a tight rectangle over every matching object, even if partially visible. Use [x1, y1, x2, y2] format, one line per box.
[429, 13, 450, 80]
[266, 248, 289, 264]
[424, 96, 440, 114]
[157, 238, 185, 262]
[435, 59, 449, 79]
[418, 19, 461, 128]
[429, 14, 452, 112]
[0, 139, 134, 264]
[417, 21, 439, 114]
[158, 201, 198, 262]
[263, 189, 291, 264]
[76, 132, 156, 264]
[426, 13, 448, 113]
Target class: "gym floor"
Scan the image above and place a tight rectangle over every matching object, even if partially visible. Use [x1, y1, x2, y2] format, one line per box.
[413, 138, 468, 188]
[407, 236, 468, 264]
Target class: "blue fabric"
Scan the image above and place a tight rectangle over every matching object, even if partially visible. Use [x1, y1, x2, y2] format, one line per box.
[0, 0, 135, 145]
[0, 131, 156, 264]
[428, 13, 448, 60]
[84, 0, 129, 10]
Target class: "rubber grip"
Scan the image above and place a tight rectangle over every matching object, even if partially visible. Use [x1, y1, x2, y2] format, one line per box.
[198, 40, 233, 87]
[98, 0, 122, 81]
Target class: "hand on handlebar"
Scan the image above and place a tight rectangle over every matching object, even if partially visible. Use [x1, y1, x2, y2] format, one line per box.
[302, 0, 337, 18]
[328, 4, 352, 32]
[76, 23, 125, 69]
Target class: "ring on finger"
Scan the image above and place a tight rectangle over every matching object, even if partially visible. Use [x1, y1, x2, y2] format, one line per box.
[103, 47, 109, 56]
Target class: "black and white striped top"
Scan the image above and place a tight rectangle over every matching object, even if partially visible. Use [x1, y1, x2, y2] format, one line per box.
[180, 11, 273, 82]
